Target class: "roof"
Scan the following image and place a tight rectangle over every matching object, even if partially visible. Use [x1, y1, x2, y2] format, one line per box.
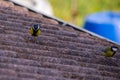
[0, 0, 120, 80]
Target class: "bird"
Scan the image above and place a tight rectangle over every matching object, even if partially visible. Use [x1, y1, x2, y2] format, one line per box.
[30, 24, 41, 37]
[101, 46, 118, 57]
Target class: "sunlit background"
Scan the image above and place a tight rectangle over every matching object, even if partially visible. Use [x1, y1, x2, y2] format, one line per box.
[49, 0, 120, 26]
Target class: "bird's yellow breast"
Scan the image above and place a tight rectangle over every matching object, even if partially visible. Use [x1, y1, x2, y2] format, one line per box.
[30, 27, 41, 36]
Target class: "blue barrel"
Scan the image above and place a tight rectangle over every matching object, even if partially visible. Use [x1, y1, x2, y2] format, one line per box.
[83, 11, 120, 44]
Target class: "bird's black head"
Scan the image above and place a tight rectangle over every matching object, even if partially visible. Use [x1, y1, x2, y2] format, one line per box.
[32, 24, 40, 31]
[111, 46, 118, 52]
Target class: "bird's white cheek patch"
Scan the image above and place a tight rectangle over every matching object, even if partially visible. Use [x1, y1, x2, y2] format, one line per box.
[112, 48, 118, 51]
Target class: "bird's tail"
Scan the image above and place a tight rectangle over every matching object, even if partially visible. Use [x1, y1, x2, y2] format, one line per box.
[101, 52, 106, 56]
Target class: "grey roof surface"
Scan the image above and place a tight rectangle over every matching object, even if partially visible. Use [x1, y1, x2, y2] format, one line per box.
[0, 0, 120, 80]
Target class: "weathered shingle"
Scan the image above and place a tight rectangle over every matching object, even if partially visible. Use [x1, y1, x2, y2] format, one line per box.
[0, 0, 120, 80]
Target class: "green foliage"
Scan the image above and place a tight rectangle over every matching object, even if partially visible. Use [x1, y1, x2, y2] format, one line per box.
[49, 0, 120, 27]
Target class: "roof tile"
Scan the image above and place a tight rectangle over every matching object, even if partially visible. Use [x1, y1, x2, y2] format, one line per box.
[0, 0, 120, 80]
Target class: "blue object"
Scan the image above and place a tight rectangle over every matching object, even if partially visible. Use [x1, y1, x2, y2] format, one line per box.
[83, 11, 120, 44]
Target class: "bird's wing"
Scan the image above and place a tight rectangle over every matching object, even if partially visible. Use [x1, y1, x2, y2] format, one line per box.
[30, 27, 33, 35]
[102, 51, 114, 57]
[36, 29, 41, 36]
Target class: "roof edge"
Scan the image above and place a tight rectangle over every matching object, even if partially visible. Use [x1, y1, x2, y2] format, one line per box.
[8, 0, 120, 45]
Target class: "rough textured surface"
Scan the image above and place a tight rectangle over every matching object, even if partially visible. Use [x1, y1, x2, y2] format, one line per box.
[0, 0, 120, 80]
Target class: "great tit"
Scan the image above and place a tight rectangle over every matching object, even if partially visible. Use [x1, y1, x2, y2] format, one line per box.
[30, 24, 41, 36]
[102, 46, 118, 57]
